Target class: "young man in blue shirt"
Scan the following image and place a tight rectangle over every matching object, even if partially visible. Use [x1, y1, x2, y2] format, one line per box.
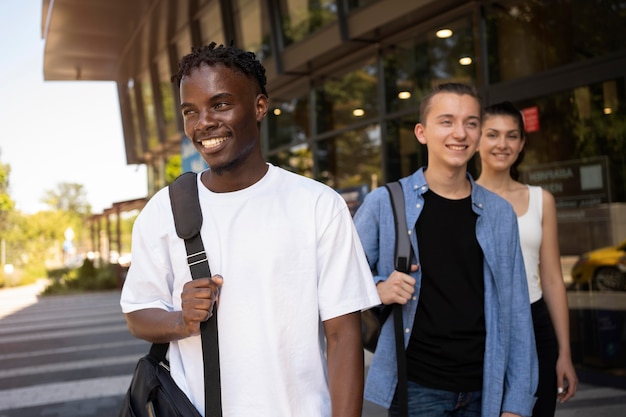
[354, 83, 538, 417]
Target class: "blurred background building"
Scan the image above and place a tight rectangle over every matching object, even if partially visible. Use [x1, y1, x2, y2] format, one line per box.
[41, 0, 625, 380]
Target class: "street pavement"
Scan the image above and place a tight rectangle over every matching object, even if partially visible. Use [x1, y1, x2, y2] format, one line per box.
[0, 281, 624, 416]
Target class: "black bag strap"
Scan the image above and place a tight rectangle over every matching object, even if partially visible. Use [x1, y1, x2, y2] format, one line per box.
[168, 171, 222, 417]
[384, 181, 410, 417]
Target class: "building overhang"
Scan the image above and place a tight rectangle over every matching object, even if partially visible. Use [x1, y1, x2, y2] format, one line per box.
[41, 0, 149, 81]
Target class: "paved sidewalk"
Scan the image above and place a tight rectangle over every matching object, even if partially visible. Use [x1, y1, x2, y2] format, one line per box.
[1, 282, 625, 417]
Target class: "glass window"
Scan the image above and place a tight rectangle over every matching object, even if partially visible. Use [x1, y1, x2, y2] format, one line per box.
[346, 0, 379, 12]
[200, 1, 225, 46]
[384, 116, 427, 182]
[383, 16, 476, 116]
[267, 144, 314, 178]
[156, 56, 178, 141]
[175, 30, 193, 60]
[513, 78, 626, 203]
[485, 0, 626, 83]
[234, 0, 272, 61]
[127, 79, 145, 158]
[279, 0, 338, 46]
[316, 124, 382, 191]
[315, 58, 378, 134]
[266, 93, 310, 151]
[139, 74, 160, 150]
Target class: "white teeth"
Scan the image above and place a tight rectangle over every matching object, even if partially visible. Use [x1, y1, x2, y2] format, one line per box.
[201, 137, 227, 148]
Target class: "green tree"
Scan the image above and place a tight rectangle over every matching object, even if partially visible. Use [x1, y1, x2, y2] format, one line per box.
[42, 182, 91, 215]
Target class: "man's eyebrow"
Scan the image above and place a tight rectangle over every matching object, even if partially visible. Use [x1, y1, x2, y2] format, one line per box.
[180, 93, 234, 108]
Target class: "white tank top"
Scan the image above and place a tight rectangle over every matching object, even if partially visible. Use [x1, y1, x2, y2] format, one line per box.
[517, 185, 543, 303]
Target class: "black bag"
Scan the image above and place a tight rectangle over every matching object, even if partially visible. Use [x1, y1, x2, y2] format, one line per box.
[119, 172, 222, 417]
[360, 181, 411, 354]
[361, 305, 391, 353]
[119, 344, 202, 417]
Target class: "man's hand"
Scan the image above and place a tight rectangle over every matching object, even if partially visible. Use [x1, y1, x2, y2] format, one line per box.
[181, 275, 223, 336]
[376, 265, 418, 305]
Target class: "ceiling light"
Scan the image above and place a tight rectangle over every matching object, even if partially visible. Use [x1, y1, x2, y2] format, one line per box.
[273, 108, 282, 116]
[459, 57, 472, 66]
[352, 108, 365, 117]
[436, 29, 453, 38]
[604, 107, 612, 115]
[398, 91, 411, 100]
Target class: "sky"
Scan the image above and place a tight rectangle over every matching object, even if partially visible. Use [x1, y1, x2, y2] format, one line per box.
[0, 0, 147, 214]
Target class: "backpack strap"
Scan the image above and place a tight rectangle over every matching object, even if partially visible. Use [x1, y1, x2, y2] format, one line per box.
[385, 181, 411, 274]
[384, 181, 410, 417]
[168, 171, 222, 417]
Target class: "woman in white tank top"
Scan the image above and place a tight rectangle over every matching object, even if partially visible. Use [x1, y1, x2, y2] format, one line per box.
[476, 102, 577, 417]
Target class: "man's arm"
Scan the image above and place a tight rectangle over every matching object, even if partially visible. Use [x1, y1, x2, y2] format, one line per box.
[324, 311, 364, 417]
[125, 276, 223, 343]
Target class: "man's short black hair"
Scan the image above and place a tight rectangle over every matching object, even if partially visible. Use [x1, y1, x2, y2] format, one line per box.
[171, 42, 268, 97]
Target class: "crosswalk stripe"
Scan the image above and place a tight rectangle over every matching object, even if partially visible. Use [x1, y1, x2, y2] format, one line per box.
[0, 339, 146, 360]
[0, 375, 132, 411]
[0, 355, 141, 378]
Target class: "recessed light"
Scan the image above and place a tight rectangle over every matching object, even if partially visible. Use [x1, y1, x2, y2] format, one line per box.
[436, 29, 453, 38]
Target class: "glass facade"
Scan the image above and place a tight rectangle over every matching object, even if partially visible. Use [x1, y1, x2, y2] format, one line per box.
[234, 0, 272, 61]
[315, 58, 379, 134]
[199, 1, 224, 46]
[485, 0, 626, 83]
[317, 124, 382, 190]
[279, 0, 338, 45]
[117, 0, 626, 258]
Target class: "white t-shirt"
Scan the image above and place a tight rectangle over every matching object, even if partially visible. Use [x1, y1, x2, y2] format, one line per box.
[120, 164, 380, 417]
[517, 185, 543, 303]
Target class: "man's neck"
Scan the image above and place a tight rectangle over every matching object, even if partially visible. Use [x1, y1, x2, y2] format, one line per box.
[202, 160, 269, 193]
[423, 166, 471, 200]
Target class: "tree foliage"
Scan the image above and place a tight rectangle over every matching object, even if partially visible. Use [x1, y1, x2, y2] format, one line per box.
[42, 182, 91, 215]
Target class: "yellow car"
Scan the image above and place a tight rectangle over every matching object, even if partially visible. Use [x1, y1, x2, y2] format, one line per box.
[570, 239, 626, 291]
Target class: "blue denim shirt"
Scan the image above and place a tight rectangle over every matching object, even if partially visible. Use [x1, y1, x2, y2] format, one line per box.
[354, 168, 538, 417]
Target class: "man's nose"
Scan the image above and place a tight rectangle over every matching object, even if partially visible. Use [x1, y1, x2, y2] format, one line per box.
[195, 109, 216, 131]
[452, 122, 466, 139]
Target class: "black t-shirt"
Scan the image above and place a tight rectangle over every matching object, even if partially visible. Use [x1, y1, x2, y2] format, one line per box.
[406, 190, 485, 392]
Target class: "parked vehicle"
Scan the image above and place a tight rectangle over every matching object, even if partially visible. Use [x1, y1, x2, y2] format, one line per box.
[570, 239, 626, 291]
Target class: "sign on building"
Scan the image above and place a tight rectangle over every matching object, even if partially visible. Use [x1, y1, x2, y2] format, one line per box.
[521, 156, 610, 209]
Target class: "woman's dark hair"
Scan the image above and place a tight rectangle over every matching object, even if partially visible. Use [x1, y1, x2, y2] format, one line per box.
[171, 42, 268, 98]
[483, 101, 527, 180]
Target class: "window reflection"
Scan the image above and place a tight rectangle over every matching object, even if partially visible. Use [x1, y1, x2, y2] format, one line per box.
[316, 124, 382, 190]
[514, 78, 626, 202]
[385, 116, 426, 181]
[268, 144, 314, 178]
[139, 75, 159, 150]
[383, 16, 476, 115]
[199, 1, 224, 46]
[485, 0, 626, 83]
[345, 0, 379, 12]
[156, 57, 178, 141]
[279, 0, 338, 45]
[315, 59, 378, 134]
[127, 79, 145, 159]
[234, 0, 272, 61]
[266, 94, 310, 150]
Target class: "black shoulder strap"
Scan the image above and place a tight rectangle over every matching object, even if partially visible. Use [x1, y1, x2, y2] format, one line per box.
[384, 181, 409, 417]
[169, 172, 212, 281]
[385, 181, 411, 274]
[167, 171, 223, 417]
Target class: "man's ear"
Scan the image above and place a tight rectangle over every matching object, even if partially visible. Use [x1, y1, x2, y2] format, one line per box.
[256, 94, 269, 122]
[414, 123, 427, 145]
